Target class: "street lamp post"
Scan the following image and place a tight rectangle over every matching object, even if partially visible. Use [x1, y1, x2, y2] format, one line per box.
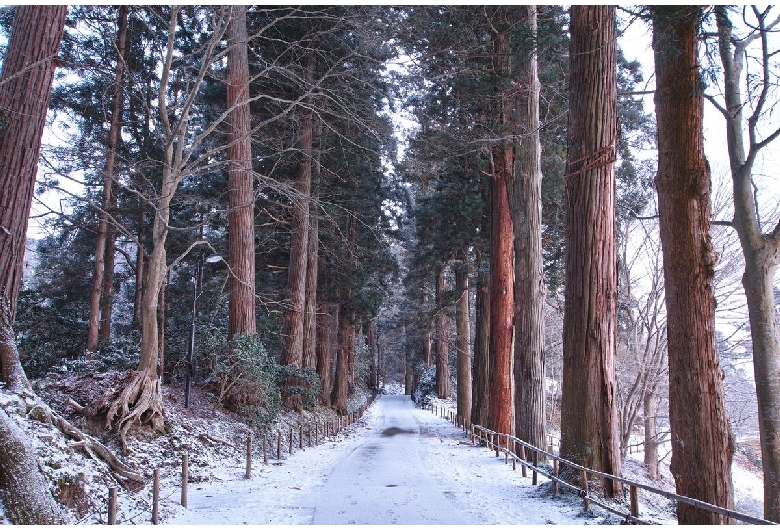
[184, 254, 222, 409]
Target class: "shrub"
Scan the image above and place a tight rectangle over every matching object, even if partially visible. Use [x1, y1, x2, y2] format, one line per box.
[204, 333, 281, 426]
[413, 364, 436, 407]
[276, 364, 321, 411]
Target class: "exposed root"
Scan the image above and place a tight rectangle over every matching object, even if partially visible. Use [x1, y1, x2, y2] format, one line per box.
[50, 413, 144, 489]
[101, 370, 165, 454]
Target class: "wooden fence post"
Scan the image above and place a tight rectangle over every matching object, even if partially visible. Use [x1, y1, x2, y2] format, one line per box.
[245, 433, 253, 479]
[630, 485, 639, 518]
[108, 486, 117, 525]
[581, 469, 590, 511]
[289, 428, 294, 455]
[277, 431, 282, 459]
[495, 434, 500, 457]
[263, 434, 268, 465]
[519, 445, 527, 477]
[513, 457, 517, 471]
[152, 468, 160, 524]
[181, 453, 188, 508]
[553, 459, 559, 495]
[532, 449, 539, 485]
[299, 425, 303, 449]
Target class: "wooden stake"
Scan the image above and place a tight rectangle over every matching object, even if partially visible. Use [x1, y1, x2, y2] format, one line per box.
[263, 434, 268, 465]
[245, 433, 252, 479]
[289, 428, 294, 455]
[512, 457, 516, 471]
[181, 453, 188, 508]
[630, 484, 639, 518]
[532, 450, 539, 485]
[581, 469, 590, 511]
[108, 486, 117, 525]
[299, 425, 303, 449]
[519, 445, 527, 477]
[277, 431, 282, 459]
[152, 468, 160, 524]
[553, 459, 559, 495]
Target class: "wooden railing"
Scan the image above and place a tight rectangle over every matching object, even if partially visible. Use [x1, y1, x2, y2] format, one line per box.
[427, 403, 774, 526]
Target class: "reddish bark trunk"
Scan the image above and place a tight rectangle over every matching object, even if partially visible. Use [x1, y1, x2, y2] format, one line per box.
[283, 51, 315, 366]
[0, 5, 67, 391]
[488, 143, 514, 436]
[560, 5, 621, 496]
[316, 302, 332, 406]
[454, 260, 471, 423]
[435, 267, 451, 398]
[227, 4, 256, 338]
[652, 6, 734, 523]
[303, 209, 319, 369]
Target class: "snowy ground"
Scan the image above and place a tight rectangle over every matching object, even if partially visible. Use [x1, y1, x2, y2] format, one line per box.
[165, 393, 649, 525]
[0, 378, 766, 525]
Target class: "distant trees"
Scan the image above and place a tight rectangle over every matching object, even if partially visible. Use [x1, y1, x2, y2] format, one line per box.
[651, 6, 734, 523]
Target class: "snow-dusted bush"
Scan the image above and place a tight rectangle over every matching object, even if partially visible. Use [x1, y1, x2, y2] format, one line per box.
[204, 334, 281, 426]
[412, 364, 436, 407]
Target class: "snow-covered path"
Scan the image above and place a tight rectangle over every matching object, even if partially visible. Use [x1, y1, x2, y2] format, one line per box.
[166, 394, 604, 525]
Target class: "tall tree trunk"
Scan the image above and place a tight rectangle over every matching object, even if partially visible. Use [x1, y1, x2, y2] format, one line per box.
[643, 391, 659, 480]
[560, 5, 621, 496]
[488, 142, 514, 436]
[316, 302, 332, 406]
[510, 4, 546, 452]
[454, 259, 472, 423]
[133, 202, 145, 329]
[0, 4, 67, 390]
[404, 324, 414, 396]
[471, 253, 491, 428]
[283, 50, 315, 367]
[435, 267, 451, 398]
[651, 6, 734, 523]
[332, 306, 349, 415]
[303, 124, 322, 370]
[227, 4, 256, 338]
[303, 213, 319, 369]
[98, 218, 117, 343]
[714, 7, 780, 521]
[422, 291, 432, 365]
[0, 6, 67, 523]
[87, 5, 128, 354]
[368, 319, 378, 390]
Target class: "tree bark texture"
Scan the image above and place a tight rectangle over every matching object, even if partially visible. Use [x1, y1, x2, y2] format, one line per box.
[0, 408, 64, 524]
[652, 6, 735, 523]
[488, 143, 515, 436]
[332, 307, 349, 415]
[510, 4, 546, 452]
[643, 392, 659, 480]
[435, 267, 451, 398]
[560, 5, 621, 496]
[715, 7, 780, 521]
[454, 260, 472, 423]
[0, 7, 67, 523]
[87, 5, 128, 354]
[227, 4, 257, 338]
[471, 256, 491, 428]
[283, 50, 315, 367]
[316, 302, 332, 406]
[303, 130, 322, 368]
[0, 5, 67, 391]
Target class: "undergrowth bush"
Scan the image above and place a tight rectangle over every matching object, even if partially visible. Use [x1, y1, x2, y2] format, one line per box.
[413, 364, 436, 407]
[204, 333, 281, 426]
[276, 364, 321, 410]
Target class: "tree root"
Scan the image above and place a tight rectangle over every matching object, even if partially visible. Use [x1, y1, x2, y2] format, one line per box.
[50, 413, 144, 488]
[101, 370, 165, 454]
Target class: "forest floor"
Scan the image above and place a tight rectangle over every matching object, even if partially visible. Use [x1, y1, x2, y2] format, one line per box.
[0, 375, 767, 525]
